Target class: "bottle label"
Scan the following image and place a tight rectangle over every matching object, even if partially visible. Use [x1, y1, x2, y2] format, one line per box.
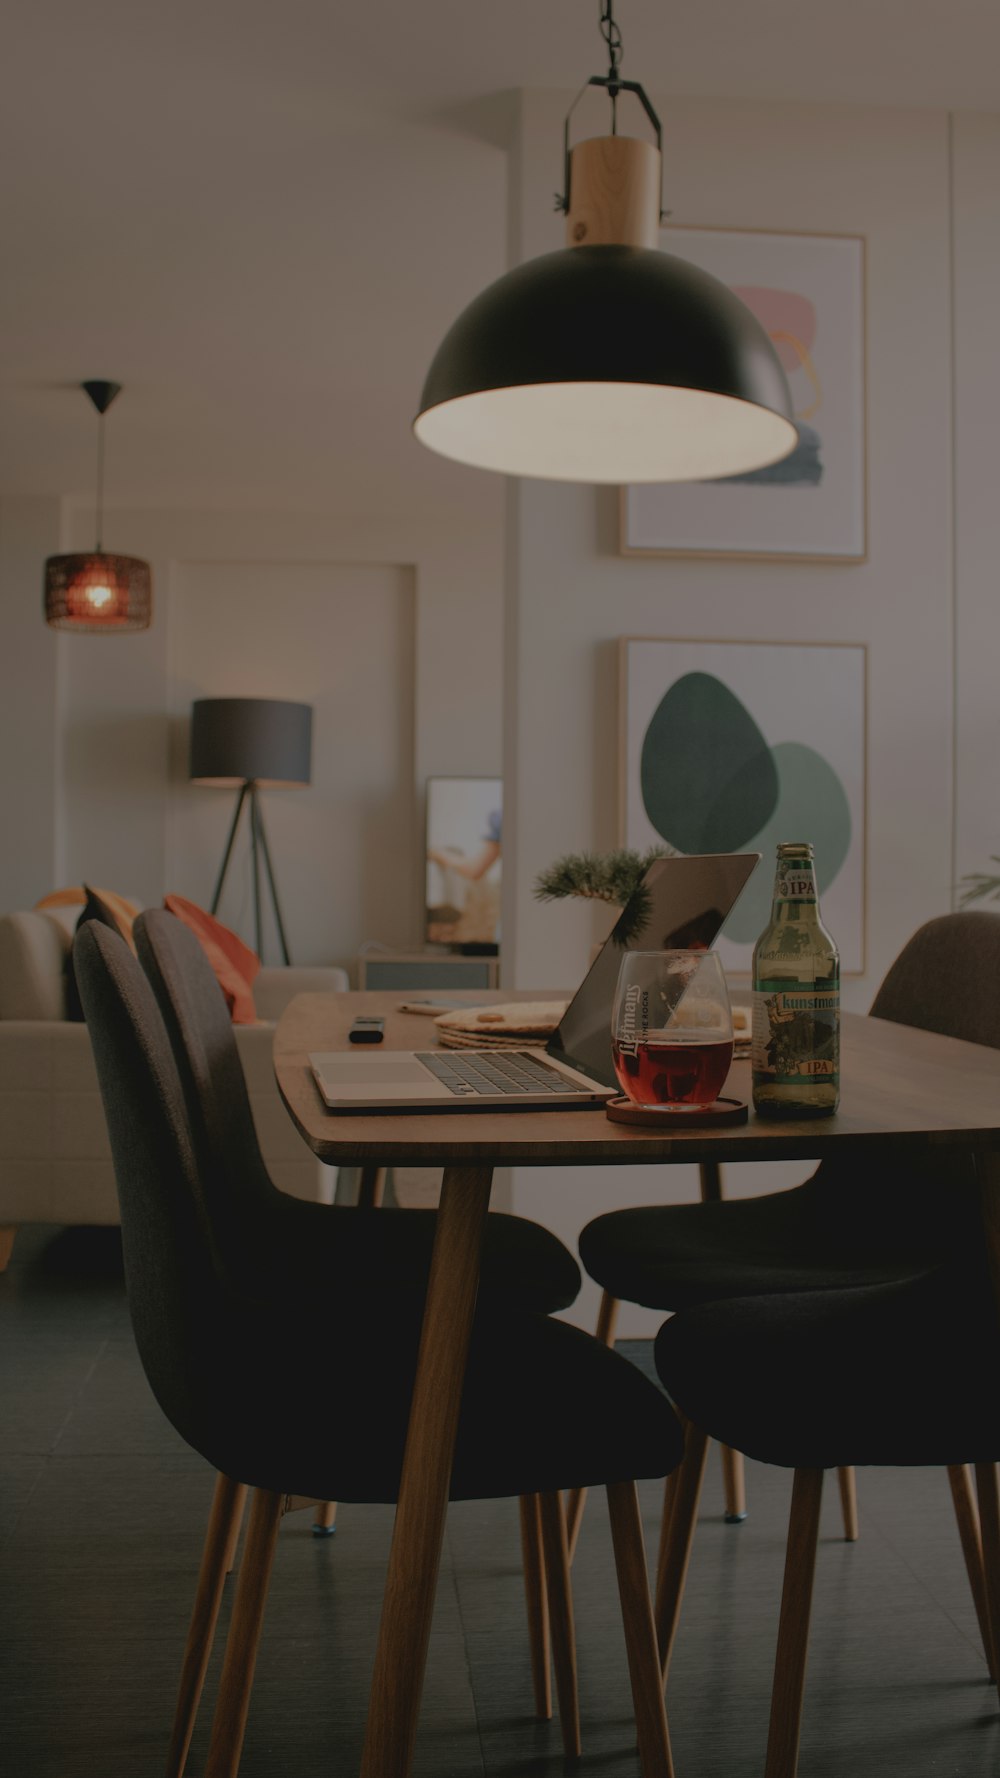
[752, 984, 840, 1083]
[774, 866, 816, 904]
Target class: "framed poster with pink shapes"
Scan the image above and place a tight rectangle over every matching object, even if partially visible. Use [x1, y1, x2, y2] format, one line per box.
[621, 228, 866, 562]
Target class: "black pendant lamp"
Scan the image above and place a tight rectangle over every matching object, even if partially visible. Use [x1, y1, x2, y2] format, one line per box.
[414, 3, 797, 484]
[44, 381, 152, 631]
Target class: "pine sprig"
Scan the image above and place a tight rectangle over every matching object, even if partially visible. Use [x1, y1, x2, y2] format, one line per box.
[534, 846, 674, 907]
[958, 860, 1000, 906]
[533, 846, 677, 945]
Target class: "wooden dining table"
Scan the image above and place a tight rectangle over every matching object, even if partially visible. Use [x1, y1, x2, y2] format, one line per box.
[274, 989, 1000, 1778]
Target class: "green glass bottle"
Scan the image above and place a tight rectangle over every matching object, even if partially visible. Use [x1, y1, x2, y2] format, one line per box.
[751, 841, 839, 1119]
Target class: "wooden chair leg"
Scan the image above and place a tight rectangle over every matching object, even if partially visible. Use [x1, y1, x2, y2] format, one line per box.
[166, 1474, 248, 1778]
[948, 1463, 994, 1677]
[565, 1289, 619, 1560]
[764, 1468, 824, 1778]
[607, 1480, 676, 1778]
[356, 1164, 385, 1209]
[973, 1462, 1000, 1708]
[222, 1485, 247, 1576]
[312, 1499, 338, 1537]
[519, 1493, 552, 1719]
[0, 1227, 15, 1271]
[837, 1466, 859, 1541]
[538, 1491, 581, 1759]
[720, 1445, 747, 1522]
[655, 1420, 709, 1680]
[204, 1487, 283, 1778]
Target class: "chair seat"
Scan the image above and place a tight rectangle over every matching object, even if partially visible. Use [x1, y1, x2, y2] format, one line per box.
[654, 1268, 1000, 1468]
[577, 1168, 976, 1313]
[264, 1194, 581, 1315]
[172, 1302, 683, 1504]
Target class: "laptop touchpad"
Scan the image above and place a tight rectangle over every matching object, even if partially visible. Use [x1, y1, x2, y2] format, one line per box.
[317, 1055, 440, 1085]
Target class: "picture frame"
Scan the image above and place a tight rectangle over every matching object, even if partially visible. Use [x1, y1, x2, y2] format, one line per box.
[621, 227, 867, 563]
[424, 776, 502, 951]
[619, 637, 867, 973]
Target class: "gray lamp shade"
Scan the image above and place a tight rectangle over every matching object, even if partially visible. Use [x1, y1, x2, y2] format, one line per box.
[189, 698, 312, 787]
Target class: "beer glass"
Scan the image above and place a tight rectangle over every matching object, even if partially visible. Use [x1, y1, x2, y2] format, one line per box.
[611, 950, 734, 1110]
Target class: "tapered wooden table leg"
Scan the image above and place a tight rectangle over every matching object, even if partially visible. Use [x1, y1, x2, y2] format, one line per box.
[359, 1164, 492, 1778]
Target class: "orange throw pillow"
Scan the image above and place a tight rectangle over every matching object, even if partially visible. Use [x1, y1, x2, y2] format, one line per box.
[163, 895, 260, 1024]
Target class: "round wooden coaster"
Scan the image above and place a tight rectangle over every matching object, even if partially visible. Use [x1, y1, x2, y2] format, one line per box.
[604, 1094, 749, 1128]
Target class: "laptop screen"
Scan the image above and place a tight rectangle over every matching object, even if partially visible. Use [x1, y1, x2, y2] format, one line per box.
[545, 852, 760, 1088]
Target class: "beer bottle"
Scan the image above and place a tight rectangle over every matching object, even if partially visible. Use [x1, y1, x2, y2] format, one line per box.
[751, 841, 839, 1118]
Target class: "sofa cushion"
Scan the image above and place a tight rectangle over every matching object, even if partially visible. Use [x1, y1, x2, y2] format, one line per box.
[163, 895, 260, 1024]
[0, 912, 73, 1020]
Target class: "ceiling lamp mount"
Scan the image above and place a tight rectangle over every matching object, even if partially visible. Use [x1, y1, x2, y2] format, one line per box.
[414, 1, 797, 486]
[44, 380, 152, 632]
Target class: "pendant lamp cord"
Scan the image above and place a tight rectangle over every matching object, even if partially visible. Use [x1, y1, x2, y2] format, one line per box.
[599, 1, 623, 130]
[94, 412, 105, 552]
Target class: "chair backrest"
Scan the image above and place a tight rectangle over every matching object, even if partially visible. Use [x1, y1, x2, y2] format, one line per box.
[809, 910, 1000, 1258]
[870, 910, 1000, 1049]
[72, 920, 238, 1455]
[133, 908, 273, 1202]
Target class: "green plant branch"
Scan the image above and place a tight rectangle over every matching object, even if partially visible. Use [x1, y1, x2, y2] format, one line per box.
[958, 859, 1000, 906]
[533, 846, 677, 945]
[534, 846, 676, 907]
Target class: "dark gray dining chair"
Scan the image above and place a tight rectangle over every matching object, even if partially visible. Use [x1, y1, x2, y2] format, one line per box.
[654, 1261, 1000, 1777]
[132, 905, 586, 1743]
[75, 919, 683, 1778]
[572, 909, 1000, 1577]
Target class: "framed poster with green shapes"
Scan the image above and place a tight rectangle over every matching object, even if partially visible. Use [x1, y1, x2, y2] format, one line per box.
[619, 637, 867, 973]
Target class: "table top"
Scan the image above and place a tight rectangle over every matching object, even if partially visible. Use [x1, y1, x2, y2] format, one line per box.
[273, 989, 1000, 1169]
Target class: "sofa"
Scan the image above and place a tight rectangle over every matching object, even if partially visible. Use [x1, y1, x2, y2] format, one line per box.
[0, 909, 348, 1268]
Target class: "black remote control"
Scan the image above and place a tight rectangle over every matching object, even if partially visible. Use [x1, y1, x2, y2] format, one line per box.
[348, 1016, 385, 1044]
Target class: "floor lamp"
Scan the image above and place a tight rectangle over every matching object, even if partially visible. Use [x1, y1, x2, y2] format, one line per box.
[190, 697, 312, 964]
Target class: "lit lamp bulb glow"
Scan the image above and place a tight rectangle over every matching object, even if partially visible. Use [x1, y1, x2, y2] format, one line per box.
[86, 584, 113, 611]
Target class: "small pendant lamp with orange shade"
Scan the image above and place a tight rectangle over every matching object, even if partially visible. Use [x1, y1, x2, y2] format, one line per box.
[44, 380, 152, 632]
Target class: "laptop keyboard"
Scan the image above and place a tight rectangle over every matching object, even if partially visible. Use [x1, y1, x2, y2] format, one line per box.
[415, 1050, 588, 1097]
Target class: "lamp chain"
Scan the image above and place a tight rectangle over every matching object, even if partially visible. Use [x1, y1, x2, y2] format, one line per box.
[599, 1, 623, 129]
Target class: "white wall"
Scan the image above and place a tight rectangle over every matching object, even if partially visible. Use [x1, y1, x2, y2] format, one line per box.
[951, 114, 1000, 894]
[167, 560, 416, 965]
[0, 498, 61, 910]
[504, 94, 962, 1333]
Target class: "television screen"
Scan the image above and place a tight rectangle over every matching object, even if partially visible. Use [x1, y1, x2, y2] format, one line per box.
[425, 777, 501, 951]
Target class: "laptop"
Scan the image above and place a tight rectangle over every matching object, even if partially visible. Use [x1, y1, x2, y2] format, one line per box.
[310, 852, 759, 1112]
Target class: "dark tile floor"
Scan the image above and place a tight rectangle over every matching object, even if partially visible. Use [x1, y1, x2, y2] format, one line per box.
[1, 1223, 998, 1777]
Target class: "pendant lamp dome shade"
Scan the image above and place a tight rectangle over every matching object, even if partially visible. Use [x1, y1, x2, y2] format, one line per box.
[44, 379, 152, 631]
[414, 3, 797, 485]
[415, 243, 796, 485]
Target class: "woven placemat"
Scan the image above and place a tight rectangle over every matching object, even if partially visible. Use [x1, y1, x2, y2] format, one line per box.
[434, 1001, 567, 1045]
